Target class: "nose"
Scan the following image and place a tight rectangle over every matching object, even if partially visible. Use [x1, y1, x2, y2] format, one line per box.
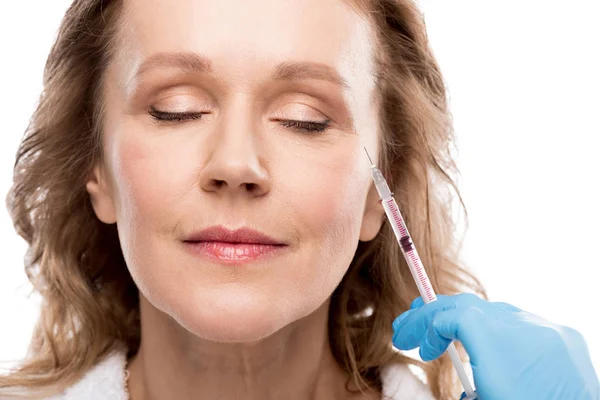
[199, 116, 271, 198]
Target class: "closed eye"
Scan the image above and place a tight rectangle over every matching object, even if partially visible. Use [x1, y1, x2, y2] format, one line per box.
[148, 108, 331, 133]
[277, 119, 330, 133]
[148, 108, 206, 122]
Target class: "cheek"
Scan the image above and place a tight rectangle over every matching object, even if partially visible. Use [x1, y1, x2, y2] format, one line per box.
[300, 176, 362, 241]
[109, 128, 195, 232]
[106, 126, 201, 302]
[285, 147, 368, 263]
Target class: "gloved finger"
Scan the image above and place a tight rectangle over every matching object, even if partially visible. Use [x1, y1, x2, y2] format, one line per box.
[392, 308, 417, 333]
[392, 301, 454, 350]
[410, 296, 424, 309]
[393, 297, 444, 340]
[418, 317, 453, 361]
[410, 294, 451, 310]
[410, 293, 483, 311]
[459, 392, 467, 400]
[424, 305, 484, 365]
[393, 294, 485, 350]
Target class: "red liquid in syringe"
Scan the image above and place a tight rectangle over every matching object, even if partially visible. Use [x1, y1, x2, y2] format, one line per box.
[382, 197, 437, 304]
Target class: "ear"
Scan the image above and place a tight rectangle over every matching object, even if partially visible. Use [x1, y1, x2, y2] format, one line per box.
[85, 164, 117, 224]
[359, 182, 385, 241]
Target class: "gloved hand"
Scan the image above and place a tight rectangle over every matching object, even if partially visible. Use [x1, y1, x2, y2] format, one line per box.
[391, 294, 600, 400]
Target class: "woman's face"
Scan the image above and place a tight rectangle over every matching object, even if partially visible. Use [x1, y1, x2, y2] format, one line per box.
[87, 0, 384, 342]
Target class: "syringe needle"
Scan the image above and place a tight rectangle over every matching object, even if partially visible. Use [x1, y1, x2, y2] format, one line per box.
[363, 146, 374, 165]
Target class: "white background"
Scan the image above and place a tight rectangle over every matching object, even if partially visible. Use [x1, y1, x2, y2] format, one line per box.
[1, 1, 598, 373]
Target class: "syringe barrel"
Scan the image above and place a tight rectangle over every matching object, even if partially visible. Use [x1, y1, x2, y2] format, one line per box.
[380, 194, 437, 304]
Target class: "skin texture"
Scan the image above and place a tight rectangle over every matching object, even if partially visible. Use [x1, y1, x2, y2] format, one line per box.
[85, 0, 386, 398]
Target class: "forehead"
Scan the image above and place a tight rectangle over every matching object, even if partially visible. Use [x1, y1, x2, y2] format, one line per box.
[115, 0, 376, 92]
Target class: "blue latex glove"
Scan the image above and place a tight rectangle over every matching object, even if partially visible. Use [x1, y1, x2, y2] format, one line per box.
[391, 294, 599, 400]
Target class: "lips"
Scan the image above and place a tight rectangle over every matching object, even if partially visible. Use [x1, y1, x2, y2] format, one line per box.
[184, 226, 285, 245]
[182, 226, 287, 264]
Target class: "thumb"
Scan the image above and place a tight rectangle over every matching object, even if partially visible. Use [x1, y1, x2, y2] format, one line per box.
[431, 306, 485, 366]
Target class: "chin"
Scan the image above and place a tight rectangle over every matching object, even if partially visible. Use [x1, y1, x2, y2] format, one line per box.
[169, 290, 291, 343]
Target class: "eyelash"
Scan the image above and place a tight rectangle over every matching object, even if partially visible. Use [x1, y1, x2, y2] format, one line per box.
[148, 108, 331, 133]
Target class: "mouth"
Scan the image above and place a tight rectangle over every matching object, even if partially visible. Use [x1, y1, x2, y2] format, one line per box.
[182, 226, 288, 264]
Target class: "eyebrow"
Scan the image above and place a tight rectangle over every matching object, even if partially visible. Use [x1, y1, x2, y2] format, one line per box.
[133, 51, 350, 89]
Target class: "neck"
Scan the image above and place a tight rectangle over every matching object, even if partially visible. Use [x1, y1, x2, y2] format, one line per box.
[127, 295, 374, 400]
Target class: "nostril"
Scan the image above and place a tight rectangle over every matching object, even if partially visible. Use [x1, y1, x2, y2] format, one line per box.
[204, 179, 265, 194]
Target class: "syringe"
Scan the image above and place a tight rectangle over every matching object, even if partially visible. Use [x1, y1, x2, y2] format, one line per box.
[364, 147, 477, 400]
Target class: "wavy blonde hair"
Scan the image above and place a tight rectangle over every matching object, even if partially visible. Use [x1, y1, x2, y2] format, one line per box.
[1, 0, 486, 398]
